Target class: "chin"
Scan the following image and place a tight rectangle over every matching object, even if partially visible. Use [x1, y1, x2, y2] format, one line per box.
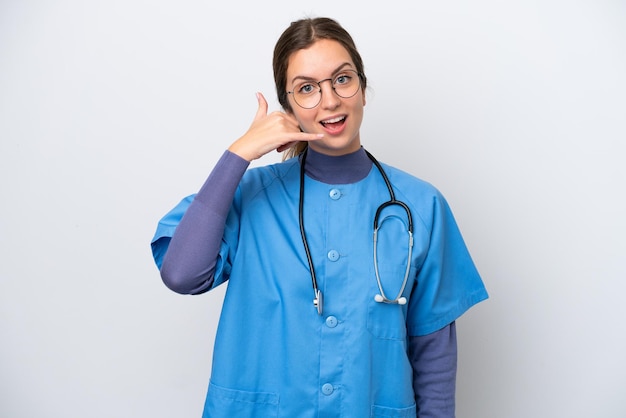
[310, 139, 360, 156]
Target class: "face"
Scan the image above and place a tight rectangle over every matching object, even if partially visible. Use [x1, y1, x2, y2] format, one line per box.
[286, 39, 366, 156]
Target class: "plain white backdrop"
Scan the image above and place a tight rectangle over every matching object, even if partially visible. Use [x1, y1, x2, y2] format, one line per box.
[1, 1, 625, 417]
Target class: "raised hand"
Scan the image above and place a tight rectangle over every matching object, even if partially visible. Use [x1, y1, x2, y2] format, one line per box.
[228, 92, 323, 161]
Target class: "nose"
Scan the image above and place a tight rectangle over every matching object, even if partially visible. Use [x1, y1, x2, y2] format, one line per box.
[318, 80, 340, 109]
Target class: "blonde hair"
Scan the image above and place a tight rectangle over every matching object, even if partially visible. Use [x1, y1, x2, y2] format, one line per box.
[282, 142, 308, 161]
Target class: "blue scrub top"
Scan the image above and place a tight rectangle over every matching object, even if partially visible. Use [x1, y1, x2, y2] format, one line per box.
[152, 157, 488, 418]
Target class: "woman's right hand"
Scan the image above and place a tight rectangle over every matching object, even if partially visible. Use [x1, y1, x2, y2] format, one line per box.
[227, 92, 323, 162]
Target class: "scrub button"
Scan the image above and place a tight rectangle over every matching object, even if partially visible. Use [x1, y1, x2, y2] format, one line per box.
[327, 250, 340, 261]
[322, 383, 334, 395]
[325, 316, 338, 328]
[329, 188, 341, 200]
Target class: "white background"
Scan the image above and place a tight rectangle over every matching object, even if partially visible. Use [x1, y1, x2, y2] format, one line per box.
[1, 1, 625, 417]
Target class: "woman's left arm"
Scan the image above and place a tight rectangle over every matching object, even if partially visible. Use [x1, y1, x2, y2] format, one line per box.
[408, 322, 457, 418]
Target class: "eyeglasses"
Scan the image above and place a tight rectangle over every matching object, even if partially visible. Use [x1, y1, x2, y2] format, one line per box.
[287, 69, 362, 109]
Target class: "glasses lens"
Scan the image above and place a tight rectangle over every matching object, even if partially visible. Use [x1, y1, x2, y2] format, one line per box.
[333, 70, 360, 99]
[292, 83, 320, 109]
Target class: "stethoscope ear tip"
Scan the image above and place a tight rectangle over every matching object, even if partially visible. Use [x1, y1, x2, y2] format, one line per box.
[374, 294, 407, 305]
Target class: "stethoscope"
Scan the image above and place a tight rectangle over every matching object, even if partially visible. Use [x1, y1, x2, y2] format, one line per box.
[299, 148, 414, 315]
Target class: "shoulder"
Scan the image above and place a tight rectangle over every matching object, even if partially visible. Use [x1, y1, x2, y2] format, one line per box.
[377, 162, 454, 231]
[238, 157, 300, 195]
[379, 162, 443, 200]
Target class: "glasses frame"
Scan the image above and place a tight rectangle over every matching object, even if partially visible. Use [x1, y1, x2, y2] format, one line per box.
[287, 69, 363, 109]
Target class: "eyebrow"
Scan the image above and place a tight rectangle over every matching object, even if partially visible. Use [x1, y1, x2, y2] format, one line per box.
[290, 62, 355, 85]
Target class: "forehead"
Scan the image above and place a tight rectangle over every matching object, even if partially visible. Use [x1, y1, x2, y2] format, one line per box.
[286, 39, 354, 80]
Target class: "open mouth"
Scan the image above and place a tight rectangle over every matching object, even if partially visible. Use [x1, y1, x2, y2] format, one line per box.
[320, 115, 346, 130]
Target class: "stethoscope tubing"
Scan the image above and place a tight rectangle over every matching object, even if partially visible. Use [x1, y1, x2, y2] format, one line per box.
[299, 151, 323, 315]
[373, 214, 413, 305]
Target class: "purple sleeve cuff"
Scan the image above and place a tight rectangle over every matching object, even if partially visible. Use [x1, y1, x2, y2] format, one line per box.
[409, 322, 457, 417]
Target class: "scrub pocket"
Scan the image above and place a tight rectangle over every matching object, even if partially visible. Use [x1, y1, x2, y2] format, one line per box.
[371, 403, 417, 417]
[366, 265, 417, 340]
[202, 381, 279, 418]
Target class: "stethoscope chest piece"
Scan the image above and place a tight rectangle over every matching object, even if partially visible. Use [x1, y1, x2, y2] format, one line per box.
[314, 289, 323, 315]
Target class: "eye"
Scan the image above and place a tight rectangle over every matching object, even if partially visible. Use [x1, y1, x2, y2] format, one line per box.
[334, 73, 353, 86]
[297, 83, 317, 95]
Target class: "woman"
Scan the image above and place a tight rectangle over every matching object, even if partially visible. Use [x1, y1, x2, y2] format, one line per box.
[151, 17, 488, 418]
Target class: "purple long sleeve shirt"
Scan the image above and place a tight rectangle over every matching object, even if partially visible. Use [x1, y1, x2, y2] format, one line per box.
[159, 148, 457, 417]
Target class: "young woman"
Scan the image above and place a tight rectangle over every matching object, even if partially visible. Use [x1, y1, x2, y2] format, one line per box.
[151, 17, 488, 418]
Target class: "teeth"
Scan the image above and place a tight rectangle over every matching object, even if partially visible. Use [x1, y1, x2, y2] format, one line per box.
[322, 116, 345, 124]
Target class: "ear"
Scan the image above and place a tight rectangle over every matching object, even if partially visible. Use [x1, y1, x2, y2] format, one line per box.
[284, 105, 297, 119]
[284, 108, 305, 132]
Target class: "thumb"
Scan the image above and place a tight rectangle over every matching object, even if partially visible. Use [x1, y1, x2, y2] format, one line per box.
[254, 92, 269, 121]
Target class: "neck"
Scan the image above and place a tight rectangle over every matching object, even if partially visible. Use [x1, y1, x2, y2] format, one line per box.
[303, 147, 373, 184]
